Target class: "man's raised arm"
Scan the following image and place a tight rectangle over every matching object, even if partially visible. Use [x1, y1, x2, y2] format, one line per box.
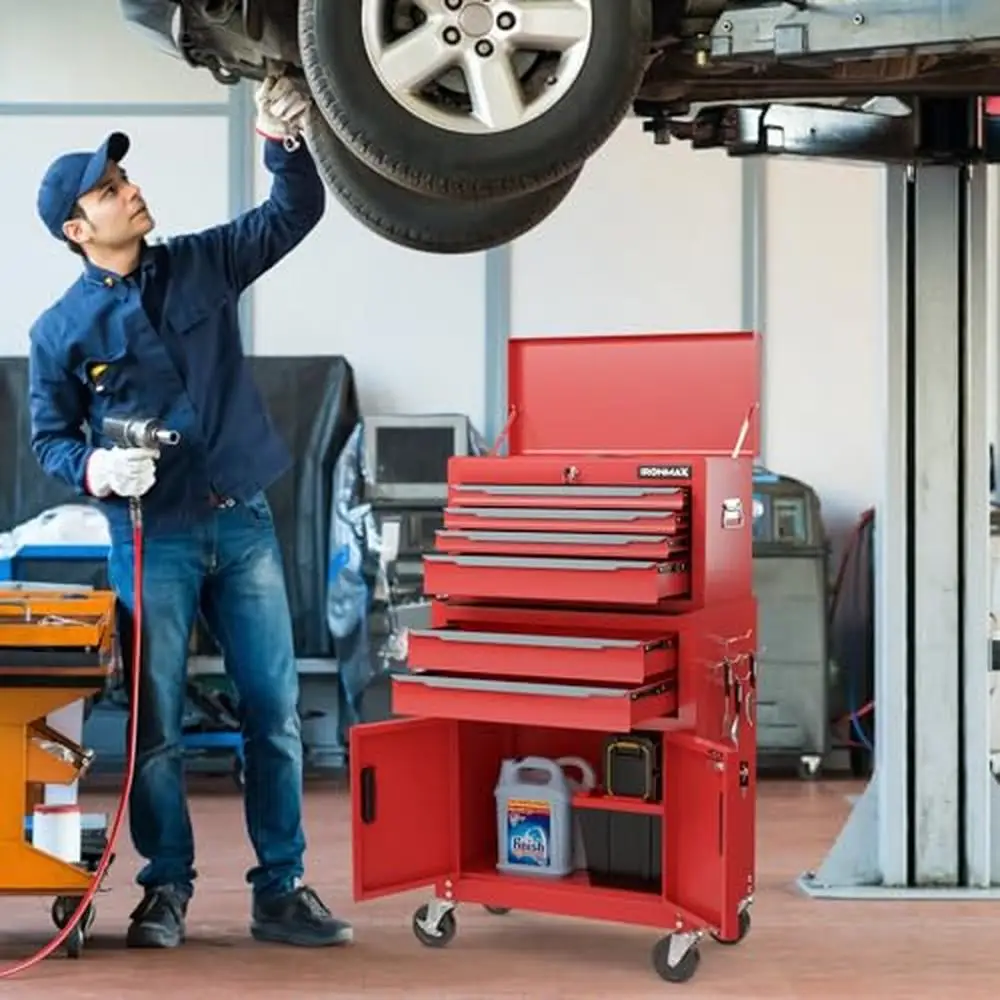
[183, 75, 326, 291]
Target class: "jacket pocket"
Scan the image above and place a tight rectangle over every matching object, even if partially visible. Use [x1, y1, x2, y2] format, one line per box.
[76, 343, 130, 398]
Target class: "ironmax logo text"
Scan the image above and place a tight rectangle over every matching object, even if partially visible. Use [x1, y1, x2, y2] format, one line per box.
[637, 465, 692, 480]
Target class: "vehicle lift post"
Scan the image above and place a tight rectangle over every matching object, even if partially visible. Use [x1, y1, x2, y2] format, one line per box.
[687, 96, 1000, 896]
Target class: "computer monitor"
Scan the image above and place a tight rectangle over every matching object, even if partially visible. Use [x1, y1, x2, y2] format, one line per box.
[364, 414, 469, 503]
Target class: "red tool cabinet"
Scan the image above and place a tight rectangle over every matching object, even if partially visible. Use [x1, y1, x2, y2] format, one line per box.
[349, 331, 760, 985]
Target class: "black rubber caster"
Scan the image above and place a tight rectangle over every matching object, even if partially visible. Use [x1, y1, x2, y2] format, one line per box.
[412, 904, 457, 948]
[711, 909, 751, 946]
[52, 897, 94, 959]
[652, 935, 701, 983]
[483, 905, 511, 916]
[65, 925, 85, 959]
[52, 897, 94, 932]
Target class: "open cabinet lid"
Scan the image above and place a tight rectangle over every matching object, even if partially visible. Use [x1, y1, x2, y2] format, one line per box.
[505, 331, 761, 457]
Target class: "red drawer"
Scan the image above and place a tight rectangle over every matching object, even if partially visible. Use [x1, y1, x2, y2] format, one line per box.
[448, 483, 688, 512]
[391, 673, 677, 731]
[443, 505, 688, 536]
[407, 627, 676, 685]
[434, 529, 687, 561]
[423, 554, 690, 605]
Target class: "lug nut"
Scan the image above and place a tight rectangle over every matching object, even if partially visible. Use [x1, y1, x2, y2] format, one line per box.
[496, 11, 515, 29]
[443, 25, 461, 43]
[475, 38, 494, 56]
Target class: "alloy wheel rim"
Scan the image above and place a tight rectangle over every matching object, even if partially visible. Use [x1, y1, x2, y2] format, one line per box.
[360, 0, 594, 135]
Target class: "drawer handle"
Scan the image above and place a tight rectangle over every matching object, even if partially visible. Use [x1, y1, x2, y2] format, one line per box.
[360, 766, 377, 824]
[629, 677, 677, 701]
[454, 484, 685, 498]
[658, 561, 690, 575]
[412, 629, 641, 651]
[427, 554, 658, 571]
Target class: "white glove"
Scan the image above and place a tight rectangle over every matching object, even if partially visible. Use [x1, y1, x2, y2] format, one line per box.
[255, 75, 311, 148]
[85, 447, 158, 499]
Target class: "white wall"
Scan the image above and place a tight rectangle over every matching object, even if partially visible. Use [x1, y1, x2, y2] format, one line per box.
[760, 159, 886, 545]
[512, 120, 744, 336]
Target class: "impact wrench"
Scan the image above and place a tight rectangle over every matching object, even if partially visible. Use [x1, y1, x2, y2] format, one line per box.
[0, 415, 180, 978]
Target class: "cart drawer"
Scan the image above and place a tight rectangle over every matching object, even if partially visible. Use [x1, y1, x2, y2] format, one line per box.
[443, 506, 688, 536]
[448, 483, 689, 512]
[423, 554, 690, 605]
[435, 529, 687, 561]
[392, 673, 677, 731]
[407, 628, 677, 685]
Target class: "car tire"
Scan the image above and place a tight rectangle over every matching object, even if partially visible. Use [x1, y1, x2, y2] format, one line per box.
[298, 0, 651, 200]
[303, 105, 581, 253]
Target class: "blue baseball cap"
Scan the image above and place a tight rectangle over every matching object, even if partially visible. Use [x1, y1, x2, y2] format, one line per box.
[37, 131, 131, 241]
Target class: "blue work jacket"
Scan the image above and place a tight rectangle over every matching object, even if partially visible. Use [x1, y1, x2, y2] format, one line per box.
[28, 138, 326, 538]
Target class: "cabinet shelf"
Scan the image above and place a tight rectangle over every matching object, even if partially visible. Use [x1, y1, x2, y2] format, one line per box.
[450, 864, 670, 928]
[571, 790, 661, 815]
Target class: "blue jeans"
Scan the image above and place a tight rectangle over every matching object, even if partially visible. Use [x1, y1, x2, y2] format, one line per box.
[107, 491, 305, 902]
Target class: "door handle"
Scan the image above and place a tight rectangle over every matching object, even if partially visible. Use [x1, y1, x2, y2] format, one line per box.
[360, 765, 377, 824]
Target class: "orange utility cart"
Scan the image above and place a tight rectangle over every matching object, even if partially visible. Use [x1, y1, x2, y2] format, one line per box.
[0, 586, 117, 958]
[349, 331, 760, 984]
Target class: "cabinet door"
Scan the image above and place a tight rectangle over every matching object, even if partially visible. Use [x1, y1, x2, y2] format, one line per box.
[663, 731, 727, 928]
[350, 718, 458, 901]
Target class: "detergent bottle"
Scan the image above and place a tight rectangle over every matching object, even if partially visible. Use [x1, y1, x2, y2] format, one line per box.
[495, 757, 575, 877]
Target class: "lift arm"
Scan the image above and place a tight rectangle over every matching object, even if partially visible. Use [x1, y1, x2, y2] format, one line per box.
[656, 98, 996, 165]
[708, 1, 1000, 65]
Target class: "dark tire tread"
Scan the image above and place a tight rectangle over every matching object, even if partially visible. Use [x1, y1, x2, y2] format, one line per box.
[303, 105, 581, 253]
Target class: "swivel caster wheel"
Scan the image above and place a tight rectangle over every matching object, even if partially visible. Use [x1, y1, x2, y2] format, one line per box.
[711, 909, 751, 946]
[483, 905, 511, 916]
[652, 933, 701, 983]
[65, 925, 85, 959]
[412, 902, 457, 948]
[52, 897, 94, 959]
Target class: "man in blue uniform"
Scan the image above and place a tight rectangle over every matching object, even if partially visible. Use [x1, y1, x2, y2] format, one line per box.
[28, 76, 352, 951]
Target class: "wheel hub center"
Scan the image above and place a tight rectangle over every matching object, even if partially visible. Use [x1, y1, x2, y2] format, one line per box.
[458, 3, 494, 37]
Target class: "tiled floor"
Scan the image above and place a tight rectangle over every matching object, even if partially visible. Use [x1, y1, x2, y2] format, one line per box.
[2, 775, 999, 999]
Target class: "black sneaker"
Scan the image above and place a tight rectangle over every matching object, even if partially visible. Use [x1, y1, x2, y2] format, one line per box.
[251, 884, 353, 948]
[126, 885, 188, 949]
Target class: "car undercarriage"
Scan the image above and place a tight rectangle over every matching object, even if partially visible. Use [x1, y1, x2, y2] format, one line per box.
[120, 0, 1000, 251]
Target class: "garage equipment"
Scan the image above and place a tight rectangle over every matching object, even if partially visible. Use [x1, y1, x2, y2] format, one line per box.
[750, 468, 831, 777]
[0, 587, 117, 958]
[365, 413, 474, 596]
[676, 96, 1000, 897]
[348, 330, 760, 984]
[0, 543, 248, 784]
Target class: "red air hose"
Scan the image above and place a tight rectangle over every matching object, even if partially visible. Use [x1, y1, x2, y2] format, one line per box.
[0, 513, 145, 978]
